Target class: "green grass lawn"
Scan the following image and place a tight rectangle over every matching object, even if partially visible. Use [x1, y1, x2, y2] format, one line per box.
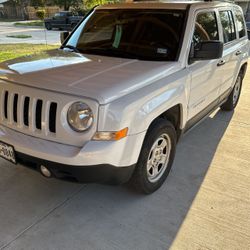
[14, 21, 44, 27]
[0, 44, 58, 63]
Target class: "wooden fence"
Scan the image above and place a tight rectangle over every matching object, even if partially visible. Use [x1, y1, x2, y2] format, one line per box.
[1, 5, 62, 20]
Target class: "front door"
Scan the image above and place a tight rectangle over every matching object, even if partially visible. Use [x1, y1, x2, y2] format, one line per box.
[187, 10, 223, 121]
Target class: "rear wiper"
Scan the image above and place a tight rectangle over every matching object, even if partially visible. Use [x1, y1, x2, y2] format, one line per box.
[61, 45, 80, 53]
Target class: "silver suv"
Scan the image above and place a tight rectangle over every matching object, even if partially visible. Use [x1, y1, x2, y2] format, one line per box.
[0, 1, 248, 193]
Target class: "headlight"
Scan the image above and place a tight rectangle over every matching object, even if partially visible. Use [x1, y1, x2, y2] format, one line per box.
[67, 102, 93, 132]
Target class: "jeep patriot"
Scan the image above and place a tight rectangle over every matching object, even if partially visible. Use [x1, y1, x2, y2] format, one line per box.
[0, 1, 248, 193]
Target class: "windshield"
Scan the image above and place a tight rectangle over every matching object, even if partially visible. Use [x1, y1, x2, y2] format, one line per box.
[65, 9, 186, 61]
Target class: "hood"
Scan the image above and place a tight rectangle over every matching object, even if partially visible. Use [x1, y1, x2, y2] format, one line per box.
[0, 49, 181, 104]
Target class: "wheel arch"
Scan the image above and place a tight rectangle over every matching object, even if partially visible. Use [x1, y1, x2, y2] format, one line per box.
[146, 103, 184, 141]
[239, 62, 248, 79]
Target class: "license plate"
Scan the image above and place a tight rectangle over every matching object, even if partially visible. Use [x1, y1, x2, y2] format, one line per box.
[0, 141, 16, 164]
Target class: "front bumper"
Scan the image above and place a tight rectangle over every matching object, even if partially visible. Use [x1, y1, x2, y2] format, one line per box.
[0, 125, 146, 183]
[0, 125, 146, 166]
[16, 152, 135, 184]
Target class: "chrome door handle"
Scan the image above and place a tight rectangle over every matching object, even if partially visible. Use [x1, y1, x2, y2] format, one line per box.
[235, 50, 242, 56]
[217, 60, 226, 66]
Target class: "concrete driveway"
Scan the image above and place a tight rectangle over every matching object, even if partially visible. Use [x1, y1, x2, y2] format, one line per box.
[0, 70, 249, 249]
[0, 22, 60, 44]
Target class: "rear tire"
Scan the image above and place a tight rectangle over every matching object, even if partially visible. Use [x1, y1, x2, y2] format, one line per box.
[45, 23, 52, 30]
[220, 74, 242, 111]
[130, 119, 176, 194]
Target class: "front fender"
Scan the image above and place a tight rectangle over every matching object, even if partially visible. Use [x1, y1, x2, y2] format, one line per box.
[98, 69, 190, 135]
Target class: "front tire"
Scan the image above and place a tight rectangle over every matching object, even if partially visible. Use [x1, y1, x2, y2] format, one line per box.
[130, 119, 177, 194]
[220, 75, 243, 111]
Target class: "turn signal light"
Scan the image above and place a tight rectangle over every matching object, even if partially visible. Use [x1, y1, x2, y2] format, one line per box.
[93, 128, 128, 141]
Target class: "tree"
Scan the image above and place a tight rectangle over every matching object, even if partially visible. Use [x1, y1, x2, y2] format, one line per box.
[84, 0, 119, 10]
[30, 0, 46, 8]
[52, 0, 83, 11]
[50, 0, 119, 11]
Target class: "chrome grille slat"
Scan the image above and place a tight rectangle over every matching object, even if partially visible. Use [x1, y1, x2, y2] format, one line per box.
[1, 90, 7, 120]
[17, 95, 24, 128]
[42, 101, 51, 136]
[29, 97, 37, 132]
[7, 92, 14, 124]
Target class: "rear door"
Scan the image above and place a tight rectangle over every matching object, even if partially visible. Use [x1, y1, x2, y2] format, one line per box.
[217, 7, 247, 96]
[233, 7, 249, 71]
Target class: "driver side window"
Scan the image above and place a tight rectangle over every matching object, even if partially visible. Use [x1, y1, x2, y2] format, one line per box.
[193, 12, 219, 47]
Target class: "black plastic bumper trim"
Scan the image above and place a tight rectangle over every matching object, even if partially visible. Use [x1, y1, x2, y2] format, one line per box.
[15, 152, 136, 185]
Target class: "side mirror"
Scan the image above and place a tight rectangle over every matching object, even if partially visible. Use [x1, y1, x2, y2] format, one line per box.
[247, 29, 250, 40]
[60, 31, 70, 44]
[191, 41, 223, 61]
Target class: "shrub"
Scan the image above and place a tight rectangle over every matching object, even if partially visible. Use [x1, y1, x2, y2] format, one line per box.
[36, 9, 46, 20]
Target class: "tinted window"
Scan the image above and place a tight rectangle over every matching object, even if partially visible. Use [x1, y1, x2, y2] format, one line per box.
[193, 12, 219, 46]
[219, 11, 236, 43]
[66, 9, 186, 61]
[234, 8, 246, 38]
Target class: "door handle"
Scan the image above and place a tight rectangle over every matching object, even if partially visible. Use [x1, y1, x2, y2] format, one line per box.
[217, 60, 226, 66]
[235, 50, 242, 56]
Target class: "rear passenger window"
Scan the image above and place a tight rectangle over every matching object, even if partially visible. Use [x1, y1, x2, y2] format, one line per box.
[219, 11, 236, 43]
[193, 12, 219, 46]
[234, 9, 246, 38]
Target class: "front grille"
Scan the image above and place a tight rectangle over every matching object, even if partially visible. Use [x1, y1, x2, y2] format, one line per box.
[2, 90, 57, 134]
[0, 82, 98, 147]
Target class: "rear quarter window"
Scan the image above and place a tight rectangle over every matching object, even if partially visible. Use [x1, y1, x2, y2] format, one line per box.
[234, 8, 246, 38]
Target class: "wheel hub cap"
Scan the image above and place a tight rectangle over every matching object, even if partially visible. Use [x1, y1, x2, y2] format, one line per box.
[147, 133, 171, 183]
[233, 77, 241, 106]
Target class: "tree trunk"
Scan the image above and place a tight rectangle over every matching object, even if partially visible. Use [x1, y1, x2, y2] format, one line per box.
[64, 0, 69, 11]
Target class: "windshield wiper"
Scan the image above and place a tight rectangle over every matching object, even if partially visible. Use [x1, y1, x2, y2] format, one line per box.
[61, 45, 80, 53]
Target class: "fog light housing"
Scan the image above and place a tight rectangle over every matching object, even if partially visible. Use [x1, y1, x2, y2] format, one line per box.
[40, 165, 52, 178]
